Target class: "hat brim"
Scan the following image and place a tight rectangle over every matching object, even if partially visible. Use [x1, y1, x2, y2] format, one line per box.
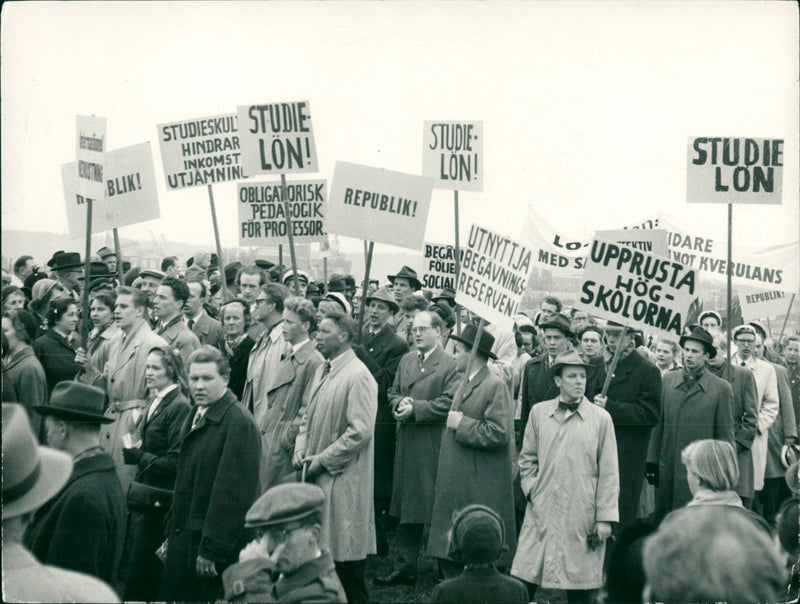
[549, 360, 593, 378]
[245, 508, 319, 529]
[431, 295, 455, 304]
[679, 335, 717, 359]
[449, 333, 497, 360]
[32, 405, 114, 424]
[388, 275, 422, 290]
[539, 322, 573, 337]
[3, 446, 73, 519]
[364, 296, 399, 314]
[53, 262, 85, 271]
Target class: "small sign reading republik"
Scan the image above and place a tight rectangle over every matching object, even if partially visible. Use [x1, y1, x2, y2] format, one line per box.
[326, 161, 433, 251]
[422, 121, 483, 191]
[454, 224, 532, 332]
[237, 101, 318, 176]
[238, 179, 327, 246]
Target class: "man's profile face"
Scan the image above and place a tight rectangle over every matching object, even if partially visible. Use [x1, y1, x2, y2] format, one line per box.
[392, 278, 413, 304]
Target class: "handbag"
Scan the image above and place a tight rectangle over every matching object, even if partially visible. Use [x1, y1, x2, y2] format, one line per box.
[127, 480, 173, 513]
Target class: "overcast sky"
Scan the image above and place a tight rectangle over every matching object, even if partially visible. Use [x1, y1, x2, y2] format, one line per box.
[1, 1, 797, 258]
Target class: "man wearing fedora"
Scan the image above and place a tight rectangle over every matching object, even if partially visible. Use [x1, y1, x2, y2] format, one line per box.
[377, 310, 456, 585]
[24, 382, 127, 587]
[222, 483, 347, 603]
[647, 325, 735, 523]
[593, 322, 661, 530]
[360, 286, 409, 556]
[51, 251, 84, 303]
[97, 246, 119, 276]
[3, 403, 121, 602]
[511, 350, 619, 604]
[388, 266, 422, 339]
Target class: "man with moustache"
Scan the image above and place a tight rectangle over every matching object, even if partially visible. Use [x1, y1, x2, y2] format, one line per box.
[360, 287, 409, 556]
[159, 346, 261, 603]
[376, 310, 459, 585]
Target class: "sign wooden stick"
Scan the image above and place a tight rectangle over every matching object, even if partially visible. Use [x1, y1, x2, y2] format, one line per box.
[777, 294, 796, 346]
[280, 173, 301, 296]
[206, 184, 228, 301]
[601, 325, 627, 396]
[323, 257, 328, 291]
[457, 317, 486, 397]
[357, 241, 374, 338]
[112, 228, 124, 283]
[726, 203, 733, 365]
[81, 199, 93, 344]
[454, 190, 462, 336]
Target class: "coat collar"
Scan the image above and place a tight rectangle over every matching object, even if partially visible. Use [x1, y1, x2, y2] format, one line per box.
[460, 364, 489, 400]
[186, 389, 238, 434]
[194, 310, 213, 335]
[143, 386, 182, 427]
[275, 551, 337, 598]
[66, 451, 117, 486]
[546, 395, 591, 420]
[3, 345, 37, 371]
[42, 328, 75, 350]
[674, 367, 713, 395]
[405, 345, 444, 387]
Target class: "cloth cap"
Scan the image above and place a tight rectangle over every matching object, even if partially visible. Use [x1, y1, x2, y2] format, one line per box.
[539, 313, 573, 337]
[364, 287, 399, 314]
[2, 403, 73, 519]
[283, 269, 310, 286]
[732, 324, 757, 340]
[33, 381, 114, 424]
[327, 275, 347, 293]
[139, 269, 166, 281]
[324, 292, 351, 315]
[96, 246, 116, 259]
[432, 287, 456, 303]
[698, 310, 722, 325]
[31, 279, 59, 305]
[254, 259, 275, 270]
[447, 504, 505, 564]
[679, 325, 716, 358]
[245, 483, 325, 529]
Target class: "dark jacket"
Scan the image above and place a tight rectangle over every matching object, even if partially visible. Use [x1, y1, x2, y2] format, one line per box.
[604, 349, 662, 528]
[137, 388, 192, 490]
[159, 389, 261, 603]
[24, 451, 126, 585]
[2, 345, 47, 438]
[220, 335, 256, 400]
[360, 323, 409, 507]
[191, 309, 224, 348]
[32, 329, 82, 397]
[222, 552, 346, 603]
[431, 567, 528, 604]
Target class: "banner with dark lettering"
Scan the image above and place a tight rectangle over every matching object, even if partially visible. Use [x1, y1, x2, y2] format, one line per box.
[238, 179, 326, 245]
[63, 142, 160, 238]
[237, 101, 318, 176]
[422, 121, 483, 191]
[595, 229, 669, 258]
[421, 242, 458, 291]
[158, 113, 245, 189]
[76, 115, 106, 200]
[455, 224, 533, 331]
[325, 161, 433, 250]
[575, 238, 699, 339]
[738, 285, 794, 323]
[687, 137, 784, 205]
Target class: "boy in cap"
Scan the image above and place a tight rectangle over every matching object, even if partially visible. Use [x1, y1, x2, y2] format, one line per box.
[431, 505, 527, 603]
[222, 483, 346, 603]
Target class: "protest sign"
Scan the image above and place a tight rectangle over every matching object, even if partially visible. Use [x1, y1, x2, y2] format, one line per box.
[325, 161, 433, 250]
[454, 224, 533, 332]
[595, 229, 669, 258]
[575, 238, 699, 339]
[422, 121, 483, 191]
[238, 179, 326, 245]
[237, 101, 318, 176]
[158, 113, 245, 189]
[76, 115, 106, 200]
[687, 137, 783, 204]
[421, 242, 458, 290]
[738, 285, 795, 323]
[62, 142, 160, 238]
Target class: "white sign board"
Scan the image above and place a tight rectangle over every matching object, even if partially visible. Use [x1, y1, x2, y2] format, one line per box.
[326, 161, 433, 250]
[421, 242, 458, 291]
[422, 121, 483, 191]
[237, 101, 318, 176]
[238, 179, 326, 246]
[76, 115, 106, 200]
[62, 142, 160, 238]
[738, 285, 794, 323]
[158, 113, 245, 189]
[454, 224, 533, 331]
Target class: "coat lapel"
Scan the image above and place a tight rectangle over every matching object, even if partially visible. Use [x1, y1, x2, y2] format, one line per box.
[405, 346, 443, 388]
[454, 366, 488, 411]
[142, 387, 179, 431]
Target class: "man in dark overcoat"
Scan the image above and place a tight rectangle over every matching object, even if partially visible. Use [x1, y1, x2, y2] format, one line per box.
[159, 346, 261, 602]
[25, 381, 126, 586]
[360, 286, 409, 555]
[594, 323, 661, 529]
[647, 326, 735, 523]
[376, 310, 459, 585]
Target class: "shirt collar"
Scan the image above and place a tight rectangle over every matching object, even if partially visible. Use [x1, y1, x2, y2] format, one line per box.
[418, 344, 438, 364]
[328, 347, 355, 373]
[292, 338, 311, 354]
[155, 383, 178, 401]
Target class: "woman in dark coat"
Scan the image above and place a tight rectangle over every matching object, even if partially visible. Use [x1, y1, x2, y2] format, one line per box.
[120, 346, 191, 601]
[218, 300, 255, 400]
[32, 298, 81, 398]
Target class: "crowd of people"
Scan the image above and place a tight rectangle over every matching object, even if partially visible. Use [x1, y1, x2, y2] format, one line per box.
[2, 248, 799, 603]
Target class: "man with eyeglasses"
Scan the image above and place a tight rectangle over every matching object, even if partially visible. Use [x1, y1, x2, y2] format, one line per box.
[376, 310, 459, 586]
[731, 325, 779, 501]
[222, 483, 346, 603]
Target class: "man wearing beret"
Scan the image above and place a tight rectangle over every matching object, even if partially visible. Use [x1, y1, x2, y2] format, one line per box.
[222, 483, 346, 603]
[647, 325, 735, 523]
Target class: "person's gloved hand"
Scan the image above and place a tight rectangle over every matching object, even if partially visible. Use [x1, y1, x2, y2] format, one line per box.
[122, 447, 143, 465]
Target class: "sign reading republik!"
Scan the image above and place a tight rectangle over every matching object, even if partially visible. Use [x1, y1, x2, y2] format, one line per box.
[237, 102, 318, 176]
[422, 121, 483, 191]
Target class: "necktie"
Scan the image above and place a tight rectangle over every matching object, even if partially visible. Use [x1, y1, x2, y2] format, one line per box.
[741, 361, 746, 367]
[188, 318, 195, 331]
[418, 353, 425, 368]
[191, 408, 204, 429]
[558, 401, 580, 412]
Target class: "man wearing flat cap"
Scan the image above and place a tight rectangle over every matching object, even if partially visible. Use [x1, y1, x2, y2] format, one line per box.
[3, 403, 120, 603]
[24, 382, 127, 587]
[97, 246, 118, 276]
[647, 325, 735, 523]
[222, 483, 346, 603]
[512, 350, 619, 603]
